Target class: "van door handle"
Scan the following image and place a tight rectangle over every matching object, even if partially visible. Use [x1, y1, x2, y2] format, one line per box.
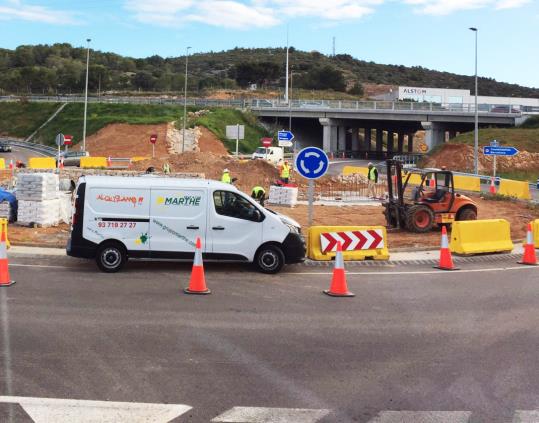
[212, 226, 225, 231]
[186, 225, 199, 230]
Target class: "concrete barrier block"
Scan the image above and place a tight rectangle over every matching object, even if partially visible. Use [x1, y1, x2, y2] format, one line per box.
[498, 179, 531, 200]
[450, 219, 513, 255]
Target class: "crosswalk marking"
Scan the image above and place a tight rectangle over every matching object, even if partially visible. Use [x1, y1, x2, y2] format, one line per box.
[513, 411, 539, 423]
[368, 411, 472, 423]
[0, 396, 192, 423]
[211, 406, 331, 423]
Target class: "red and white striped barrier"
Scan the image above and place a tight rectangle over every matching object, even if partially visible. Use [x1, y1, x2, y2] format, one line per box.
[321, 229, 384, 253]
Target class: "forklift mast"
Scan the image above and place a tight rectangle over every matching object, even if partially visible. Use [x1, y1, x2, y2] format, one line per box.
[386, 159, 405, 207]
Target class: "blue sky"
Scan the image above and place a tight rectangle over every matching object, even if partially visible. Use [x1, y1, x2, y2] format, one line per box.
[1, 0, 538, 88]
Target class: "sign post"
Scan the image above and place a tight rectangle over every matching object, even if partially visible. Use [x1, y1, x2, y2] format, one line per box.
[278, 130, 294, 148]
[295, 147, 329, 227]
[261, 137, 272, 160]
[226, 125, 245, 156]
[490, 140, 498, 178]
[55, 133, 65, 167]
[483, 143, 518, 181]
[150, 134, 158, 158]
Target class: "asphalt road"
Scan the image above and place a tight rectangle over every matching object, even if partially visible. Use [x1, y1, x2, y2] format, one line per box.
[0, 146, 46, 166]
[1, 256, 538, 422]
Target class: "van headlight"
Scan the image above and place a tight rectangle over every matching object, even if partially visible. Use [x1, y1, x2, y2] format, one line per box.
[286, 223, 300, 234]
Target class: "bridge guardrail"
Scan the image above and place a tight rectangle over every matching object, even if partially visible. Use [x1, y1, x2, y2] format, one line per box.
[4, 140, 56, 156]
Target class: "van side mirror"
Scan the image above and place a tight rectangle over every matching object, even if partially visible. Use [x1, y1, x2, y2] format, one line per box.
[253, 210, 262, 222]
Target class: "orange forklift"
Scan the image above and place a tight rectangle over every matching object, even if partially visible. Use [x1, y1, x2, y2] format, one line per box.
[383, 159, 478, 233]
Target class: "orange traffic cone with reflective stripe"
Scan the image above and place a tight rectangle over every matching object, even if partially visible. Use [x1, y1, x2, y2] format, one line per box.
[430, 173, 436, 188]
[489, 177, 496, 194]
[324, 242, 355, 297]
[0, 228, 14, 287]
[519, 223, 537, 266]
[434, 225, 459, 271]
[107, 156, 112, 167]
[59, 157, 64, 170]
[184, 237, 211, 295]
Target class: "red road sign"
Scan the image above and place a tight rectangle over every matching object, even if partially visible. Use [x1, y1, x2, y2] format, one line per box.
[63, 135, 73, 145]
[261, 137, 272, 148]
[150, 134, 158, 144]
[320, 230, 384, 253]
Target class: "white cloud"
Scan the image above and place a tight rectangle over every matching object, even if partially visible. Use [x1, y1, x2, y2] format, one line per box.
[264, 0, 382, 20]
[404, 0, 530, 15]
[0, 1, 76, 24]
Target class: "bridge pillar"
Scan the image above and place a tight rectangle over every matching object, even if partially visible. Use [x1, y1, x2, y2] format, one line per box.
[422, 122, 445, 151]
[397, 133, 405, 153]
[387, 131, 394, 155]
[448, 130, 457, 140]
[407, 134, 414, 152]
[319, 118, 338, 153]
[351, 128, 360, 154]
[338, 126, 347, 154]
[364, 128, 372, 154]
[376, 129, 384, 158]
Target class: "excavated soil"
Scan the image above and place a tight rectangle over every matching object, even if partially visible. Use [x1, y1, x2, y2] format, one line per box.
[85, 123, 170, 158]
[198, 127, 228, 155]
[424, 143, 539, 174]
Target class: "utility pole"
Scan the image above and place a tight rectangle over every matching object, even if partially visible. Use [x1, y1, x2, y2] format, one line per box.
[332, 36, 336, 57]
[285, 27, 289, 103]
[469, 27, 479, 174]
[82, 38, 91, 152]
[182, 46, 191, 153]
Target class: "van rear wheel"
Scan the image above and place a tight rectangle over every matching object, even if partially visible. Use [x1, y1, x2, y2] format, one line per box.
[96, 242, 127, 273]
[255, 245, 285, 274]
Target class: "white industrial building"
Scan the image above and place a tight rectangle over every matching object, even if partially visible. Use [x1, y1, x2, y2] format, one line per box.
[375, 86, 539, 112]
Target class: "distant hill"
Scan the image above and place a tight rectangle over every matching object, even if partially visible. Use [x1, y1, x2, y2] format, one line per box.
[0, 44, 537, 98]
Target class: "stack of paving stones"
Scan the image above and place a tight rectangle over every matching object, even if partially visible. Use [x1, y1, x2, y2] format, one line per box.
[0, 202, 15, 222]
[16, 173, 61, 227]
[268, 186, 298, 207]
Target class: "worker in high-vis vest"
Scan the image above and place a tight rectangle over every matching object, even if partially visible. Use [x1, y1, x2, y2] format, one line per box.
[279, 160, 291, 184]
[221, 168, 232, 184]
[163, 162, 171, 175]
[251, 186, 266, 206]
[367, 162, 378, 199]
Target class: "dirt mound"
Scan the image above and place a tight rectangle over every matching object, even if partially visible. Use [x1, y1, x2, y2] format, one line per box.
[198, 127, 228, 155]
[424, 143, 539, 174]
[131, 152, 280, 192]
[85, 123, 169, 158]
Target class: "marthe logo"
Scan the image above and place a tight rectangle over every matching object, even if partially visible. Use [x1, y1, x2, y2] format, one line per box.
[157, 195, 201, 206]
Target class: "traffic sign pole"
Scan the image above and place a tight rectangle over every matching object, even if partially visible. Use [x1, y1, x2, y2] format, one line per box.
[308, 180, 314, 227]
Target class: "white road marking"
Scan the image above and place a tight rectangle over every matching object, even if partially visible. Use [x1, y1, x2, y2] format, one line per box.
[513, 410, 539, 423]
[287, 266, 537, 276]
[0, 396, 192, 423]
[211, 406, 331, 422]
[368, 411, 472, 423]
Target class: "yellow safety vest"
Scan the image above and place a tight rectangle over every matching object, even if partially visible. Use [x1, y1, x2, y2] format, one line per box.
[368, 167, 377, 181]
[221, 172, 231, 184]
[252, 186, 265, 196]
[280, 163, 290, 178]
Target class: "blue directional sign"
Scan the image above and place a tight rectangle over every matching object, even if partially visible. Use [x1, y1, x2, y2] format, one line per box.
[483, 146, 519, 156]
[278, 130, 294, 142]
[295, 147, 329, 180]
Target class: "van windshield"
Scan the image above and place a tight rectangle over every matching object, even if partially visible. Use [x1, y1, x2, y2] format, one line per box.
[254, 147, 267, 154]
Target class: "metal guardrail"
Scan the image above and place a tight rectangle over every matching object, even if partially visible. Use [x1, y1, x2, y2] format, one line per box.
[1, 95, 536, 115]
[3, 140, 56, 156]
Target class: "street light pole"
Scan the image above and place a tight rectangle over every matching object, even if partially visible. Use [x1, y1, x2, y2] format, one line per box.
[82, 38, 91, 152]
[470, 27, 478, 174]
[285, 26, 289, 103]
[182, 46, 191, 154]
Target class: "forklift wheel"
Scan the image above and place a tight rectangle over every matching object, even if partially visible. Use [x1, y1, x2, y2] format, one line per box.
[406, 205, 434, 233]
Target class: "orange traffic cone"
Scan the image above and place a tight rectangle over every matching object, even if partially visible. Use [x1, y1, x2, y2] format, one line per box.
[434, 226, 459, 271]
[8, 160, 13, 171]
[519, 223, 537, 266]
[0, 228, 14, 287]
[324, 242, 355, 297]
[430, 173, 436, 188]
[184, 237, 211, 294]
[59, 157, 64, 170]
[489, 177, 496, 194]
[107, 157, 112, 167]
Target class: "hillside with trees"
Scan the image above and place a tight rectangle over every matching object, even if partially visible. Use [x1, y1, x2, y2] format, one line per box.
[0, 44, 537, 98]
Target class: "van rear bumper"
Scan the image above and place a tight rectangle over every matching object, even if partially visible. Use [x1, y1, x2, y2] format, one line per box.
[66, 238, 97, 259]
[283, 232, 306, 264]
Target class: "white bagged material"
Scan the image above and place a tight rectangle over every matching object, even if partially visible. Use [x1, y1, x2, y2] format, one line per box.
[268, 186, 298, 207]
[16, 173, 59, 201]
[0, 201, 15, 222]
[58, 193, 72, 224]
[18, 199, 60, 227]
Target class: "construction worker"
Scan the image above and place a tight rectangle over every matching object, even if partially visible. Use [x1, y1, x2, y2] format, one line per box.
[221, 168, 232, 184]
[251, 186, 266, 206]
[279, 160, 291, 184]
[163, 162, 171, 175]
[367, 162, 378, 199]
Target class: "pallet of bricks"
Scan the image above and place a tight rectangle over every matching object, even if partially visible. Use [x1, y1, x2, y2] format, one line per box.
[16, 173, 71, 227]
[268, 185, 298, 207]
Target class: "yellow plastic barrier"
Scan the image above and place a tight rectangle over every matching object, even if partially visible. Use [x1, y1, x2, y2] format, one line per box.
[453, 175, 481, 192]
[450, 219, 513, 255]
[28, 157, 56, 169]
[0, 159, 5, 170]
[0, 219, 10, 249]
[343, 166, 368, 177]
[308, 226, 389, 261]
[498, 179, 531, 200]
[130, 156, 150, 162]
[80, 157, 108, 168]
[533, 219, 539, 248]
[402, 172, 423, 186]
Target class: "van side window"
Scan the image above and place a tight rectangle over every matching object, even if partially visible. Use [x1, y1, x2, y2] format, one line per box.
[213, 191, 261, 222]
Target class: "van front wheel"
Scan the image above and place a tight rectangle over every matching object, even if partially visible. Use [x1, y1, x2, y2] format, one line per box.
[255, 245, 285, 274]
[96, 242, 127, 273]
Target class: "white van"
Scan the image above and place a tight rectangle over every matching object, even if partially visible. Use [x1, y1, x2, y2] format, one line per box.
[67, 176, 305, 273]
[251, 147, 284, 165]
